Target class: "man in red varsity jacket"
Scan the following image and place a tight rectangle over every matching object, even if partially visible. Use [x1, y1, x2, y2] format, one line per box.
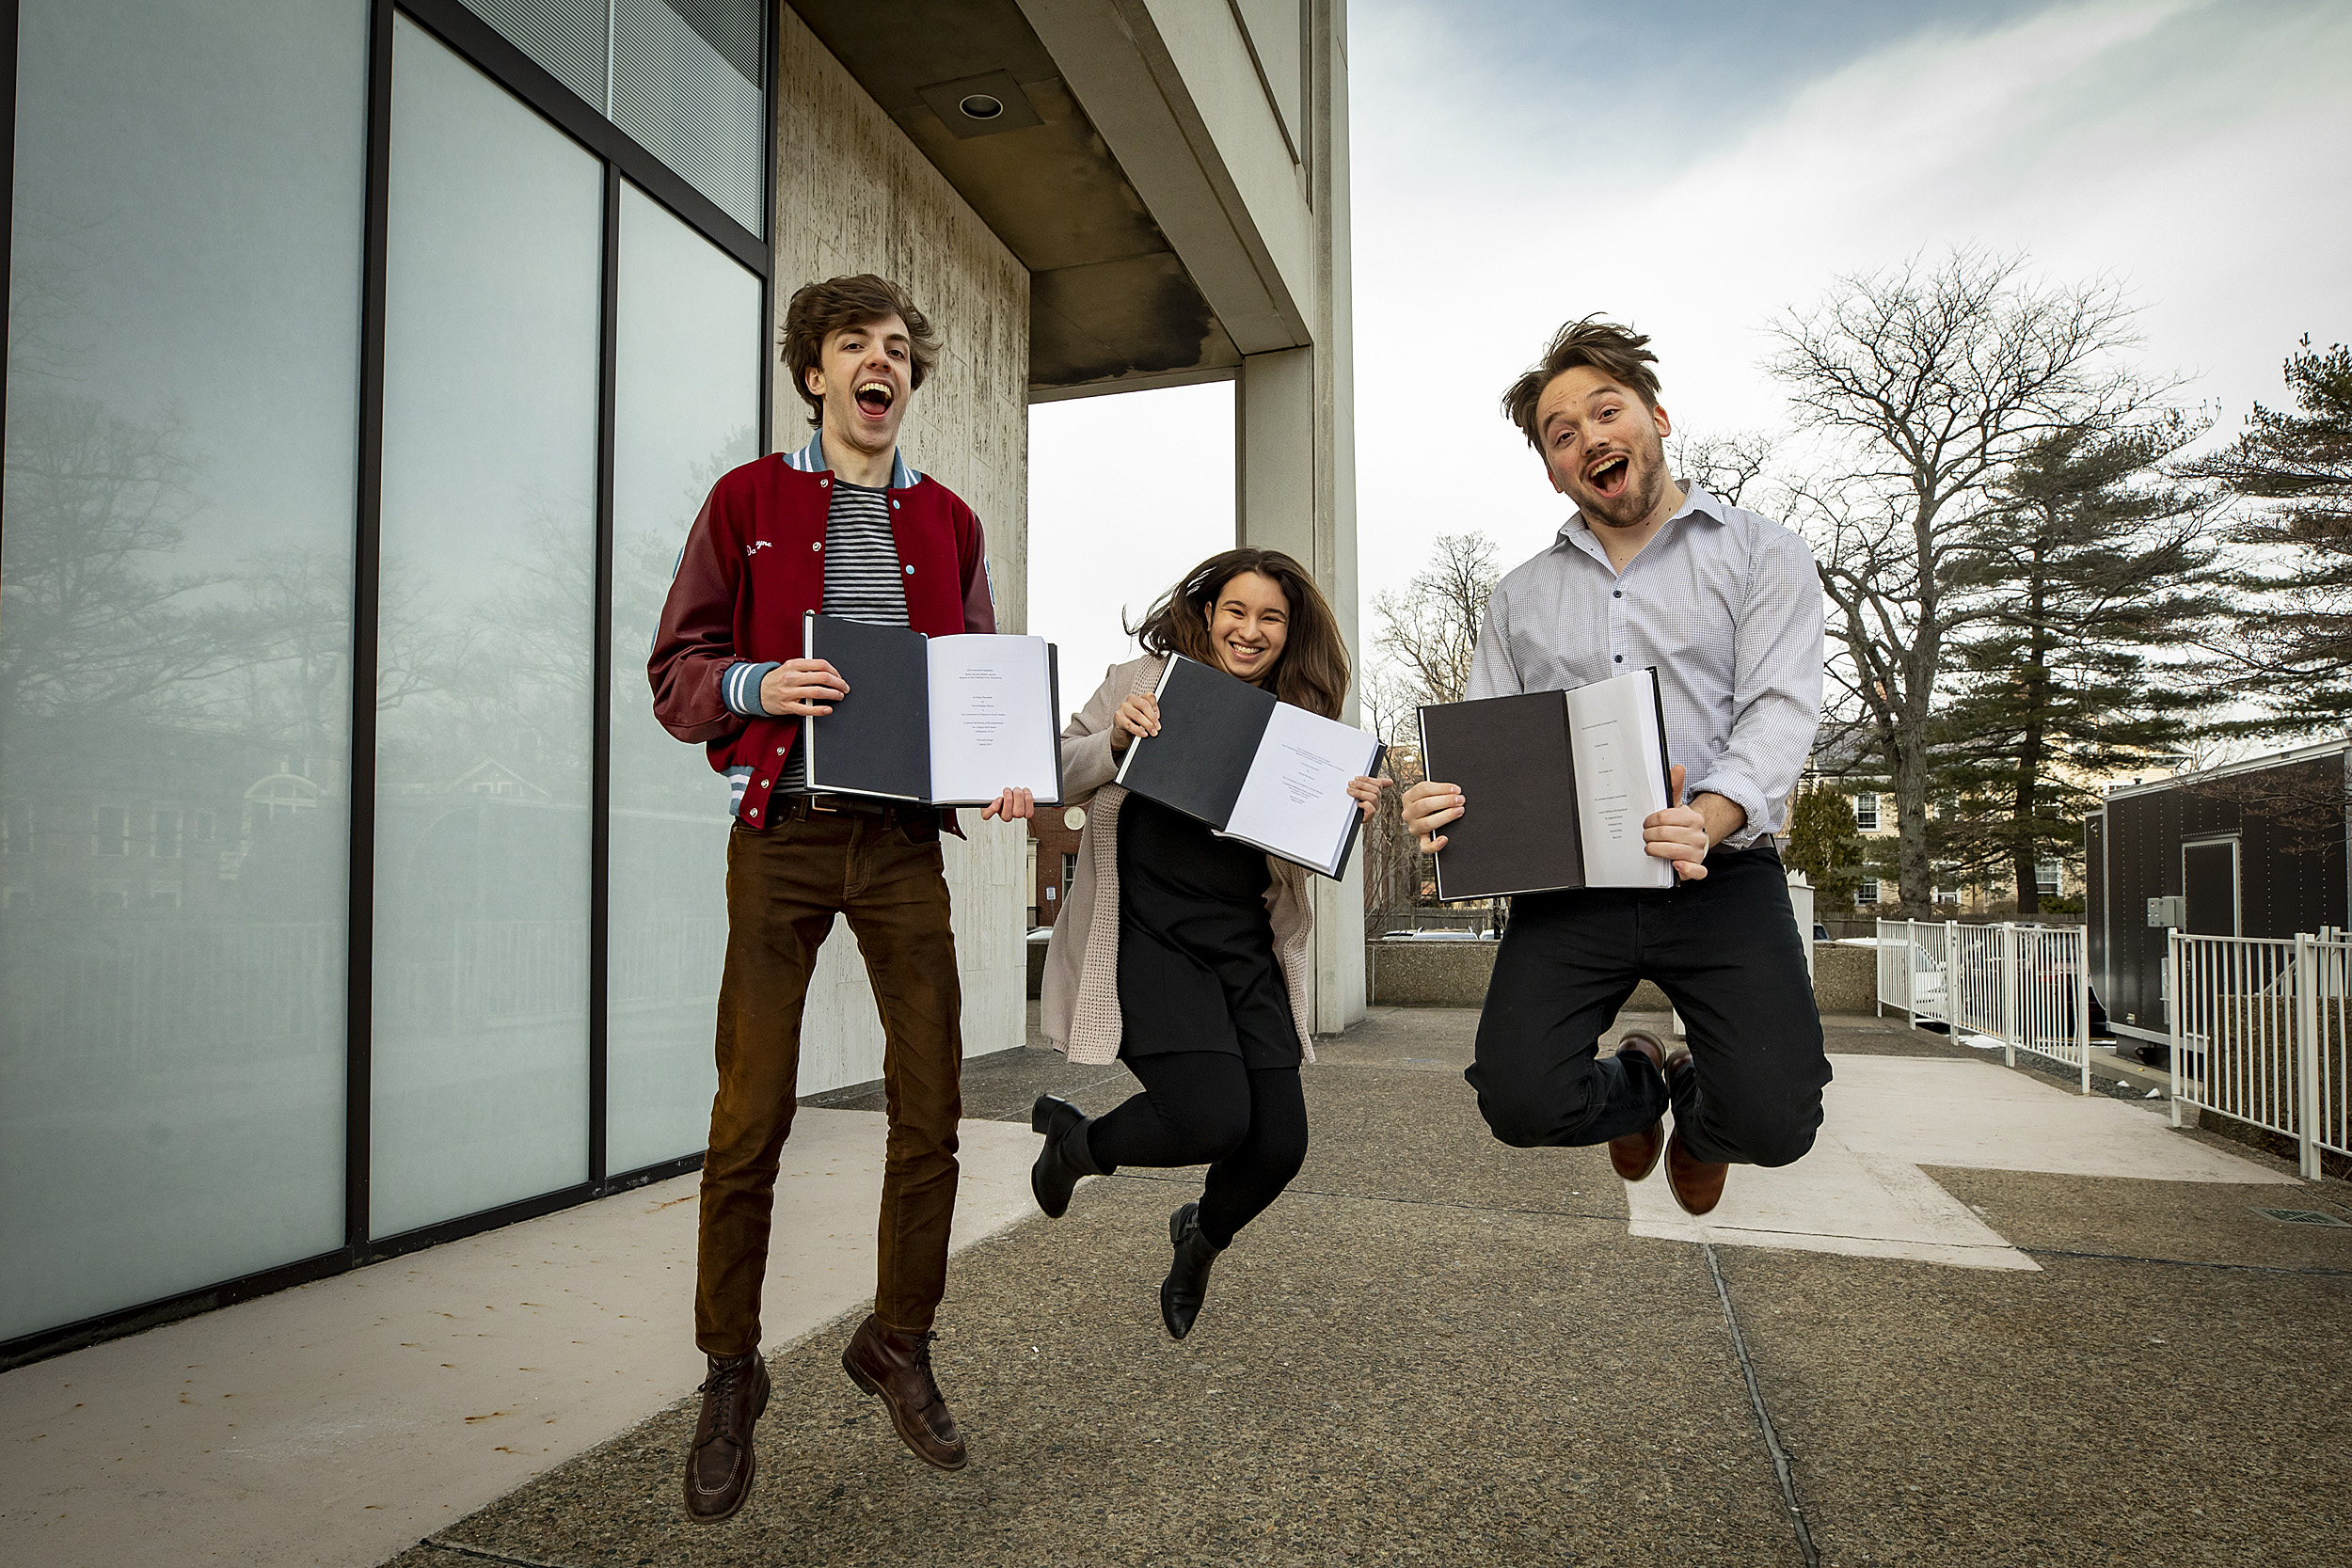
[650, 275, 1031, 1516]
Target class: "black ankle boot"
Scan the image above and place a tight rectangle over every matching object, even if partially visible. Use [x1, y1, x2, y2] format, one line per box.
[1029, 1094, 1107, 1218]
[1159, 1202, 1224, 1340]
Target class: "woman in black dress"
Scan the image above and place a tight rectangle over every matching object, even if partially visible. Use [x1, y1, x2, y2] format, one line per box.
[1029, 549, 1386, 1338]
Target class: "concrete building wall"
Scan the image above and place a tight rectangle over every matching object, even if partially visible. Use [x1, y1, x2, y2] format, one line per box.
[769, 11, 1034, 1090]
[1233, 0, 1361, 1032]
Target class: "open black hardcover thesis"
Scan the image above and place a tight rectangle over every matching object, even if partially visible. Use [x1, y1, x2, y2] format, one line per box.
[1416, 667, 1676, 901]
[1113, 655, 1385, 879]
[800, 613, 1063, 807]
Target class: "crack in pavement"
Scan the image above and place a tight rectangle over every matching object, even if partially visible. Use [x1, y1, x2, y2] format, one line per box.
[1706, 1243, 1820, 1568]
[421, 1534, 577, 1567]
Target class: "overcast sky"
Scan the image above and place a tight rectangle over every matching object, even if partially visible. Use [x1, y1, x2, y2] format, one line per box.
[1028, 0, 2352, 704]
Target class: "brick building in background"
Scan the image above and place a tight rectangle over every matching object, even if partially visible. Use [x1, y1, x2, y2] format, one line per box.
[1028, 806, 1088, 928]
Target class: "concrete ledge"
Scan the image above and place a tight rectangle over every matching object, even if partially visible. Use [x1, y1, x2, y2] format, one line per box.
[1812, 942, 1875, 1013]
[1370, 939, 1878, 1016]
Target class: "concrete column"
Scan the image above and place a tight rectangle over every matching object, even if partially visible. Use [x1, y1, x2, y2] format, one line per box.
[1233, 1, 1362, 1036]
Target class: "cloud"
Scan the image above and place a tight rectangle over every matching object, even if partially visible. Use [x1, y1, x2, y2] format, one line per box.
[1347, 0, 2352, 612]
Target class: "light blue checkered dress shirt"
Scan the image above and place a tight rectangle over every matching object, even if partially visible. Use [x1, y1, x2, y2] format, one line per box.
[1464, 483, 1824, 849]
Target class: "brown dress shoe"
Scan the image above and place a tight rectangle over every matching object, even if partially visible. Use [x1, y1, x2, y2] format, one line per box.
[842, 1314, 967, 1471]
[1607, 1031, 1668, 1181]
[682, 1350, 770, 1523]
[1664, 1128, 1730, 1215]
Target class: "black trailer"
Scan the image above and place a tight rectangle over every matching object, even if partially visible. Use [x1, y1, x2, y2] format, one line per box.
[2087, 741, 2349, 1047]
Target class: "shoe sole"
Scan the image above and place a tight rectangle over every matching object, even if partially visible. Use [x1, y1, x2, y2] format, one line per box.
[842, 1349, 969, 1472]
[682, 1369, 770, 1524]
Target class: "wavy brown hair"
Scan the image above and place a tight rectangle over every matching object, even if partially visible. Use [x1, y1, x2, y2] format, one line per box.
[1130, 548, 1351, 720]
[782, 274, 941, 428]
[1502, 315, 1661, 448]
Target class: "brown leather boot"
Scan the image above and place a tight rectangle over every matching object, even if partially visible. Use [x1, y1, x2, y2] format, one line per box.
[1607, 1031, 1668, 1181]
[681, 1349, 769, 1522]
[1665, 1128, 1730, 1215]
[1659, 1046, 1729, 1213]
[841, 1314, 967, 1471]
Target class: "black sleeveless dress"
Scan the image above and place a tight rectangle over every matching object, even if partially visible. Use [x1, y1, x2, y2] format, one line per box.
[1114, 791, 1301, 1068]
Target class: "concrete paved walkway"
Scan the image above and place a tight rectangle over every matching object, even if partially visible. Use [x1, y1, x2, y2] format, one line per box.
[0, 1110, 1054, 1568]
[11, 1008, 2352, 1566]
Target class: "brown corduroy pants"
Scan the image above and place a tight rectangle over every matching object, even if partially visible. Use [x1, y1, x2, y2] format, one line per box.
[694, 810, 963, 1357]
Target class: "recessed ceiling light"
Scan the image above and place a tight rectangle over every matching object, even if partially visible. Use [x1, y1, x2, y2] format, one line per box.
[915, 71, 1040, 139]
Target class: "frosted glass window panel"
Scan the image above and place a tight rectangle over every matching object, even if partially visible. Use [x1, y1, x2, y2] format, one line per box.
[463, 0, 766, 236]
[605, 181, 759, 1174]
[0, 0, 364, 1342]
[612, 0, 767, 234]
[460, 0, 611, 107]
[373, 17, 601, 1239]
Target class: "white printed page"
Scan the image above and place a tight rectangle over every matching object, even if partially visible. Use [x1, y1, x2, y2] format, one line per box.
[1565, 670, 1674, 888]
[1217, 703, 1381, 876]
[925, 635, 1062, 805]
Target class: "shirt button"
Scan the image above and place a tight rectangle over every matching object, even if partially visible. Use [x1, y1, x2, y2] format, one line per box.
[748, 807, 760, 817]
[904, 564, 914, 575]
[891, 499, 900, 509]
[1613, 590, 1623, 598]
[755, 777, 766, 786]
[1614, 655, 1624, 662]
[776, 747, 787, 755]
[819, 478, 830, 487]
[811, 541, 822, 551]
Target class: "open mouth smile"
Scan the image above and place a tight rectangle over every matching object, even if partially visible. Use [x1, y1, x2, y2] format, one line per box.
[1224, 640, 1267, 666]
[1586, 452, 1631, 500]
[853, 380, 896, 420]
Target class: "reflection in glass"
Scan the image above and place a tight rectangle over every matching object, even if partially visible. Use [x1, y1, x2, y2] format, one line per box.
[606, 182, 759, 1174]
[464, 0, 767, 236]
[0, 0, 365, 1341]
[372, 18, 601, 1238]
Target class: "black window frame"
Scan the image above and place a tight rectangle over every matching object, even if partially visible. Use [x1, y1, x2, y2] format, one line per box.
[0, 0, 775, 1371]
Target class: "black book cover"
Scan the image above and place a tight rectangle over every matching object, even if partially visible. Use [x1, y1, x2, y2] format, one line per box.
[1650, 668, 1677, 817]
[802, 613, 930, 801]
[1046, 643, 1066, 806]
[1418, 691, 1585, 901]
[1115, 656, 1277, 825]
[1322, 739, 1389, 880]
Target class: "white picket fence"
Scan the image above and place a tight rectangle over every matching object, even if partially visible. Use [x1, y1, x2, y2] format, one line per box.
[1876, 919, 2092, 1092]
[2166, 928, 2352, 1180]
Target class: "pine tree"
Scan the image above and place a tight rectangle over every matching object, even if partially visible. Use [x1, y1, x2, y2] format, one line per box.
[1783, 785, 1865, 911]
[1935, 419, 2221, 912]
[2185, 338, 2352, 731]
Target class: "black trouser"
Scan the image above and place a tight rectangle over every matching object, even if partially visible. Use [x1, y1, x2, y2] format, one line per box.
[1467, 845, 1831, 1166]
[1086, 1052, 1309, 1248]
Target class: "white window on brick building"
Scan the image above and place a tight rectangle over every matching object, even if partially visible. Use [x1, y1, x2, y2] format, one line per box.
[1853, 792, 1879, 831]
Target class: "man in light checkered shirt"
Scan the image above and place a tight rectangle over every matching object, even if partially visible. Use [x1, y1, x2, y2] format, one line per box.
[1403, 317, 1833, 1217]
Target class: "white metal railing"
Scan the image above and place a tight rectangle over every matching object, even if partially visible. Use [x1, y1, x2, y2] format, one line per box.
[1875, 918, 2091, 1091]
[2168, 928, 2352, 1179]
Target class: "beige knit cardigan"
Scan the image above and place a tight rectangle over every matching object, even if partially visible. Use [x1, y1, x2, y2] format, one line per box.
[1040, 655, 1316, 1066]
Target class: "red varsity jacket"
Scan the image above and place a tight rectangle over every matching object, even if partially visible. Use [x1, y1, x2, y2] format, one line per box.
[647, 451, 994, 830]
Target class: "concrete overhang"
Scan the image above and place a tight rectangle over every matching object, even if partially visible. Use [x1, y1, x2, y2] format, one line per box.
[784, 0, 1317, 400]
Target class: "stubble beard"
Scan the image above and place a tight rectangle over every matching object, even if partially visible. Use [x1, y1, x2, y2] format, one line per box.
[1581, 434, 1670, 531]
